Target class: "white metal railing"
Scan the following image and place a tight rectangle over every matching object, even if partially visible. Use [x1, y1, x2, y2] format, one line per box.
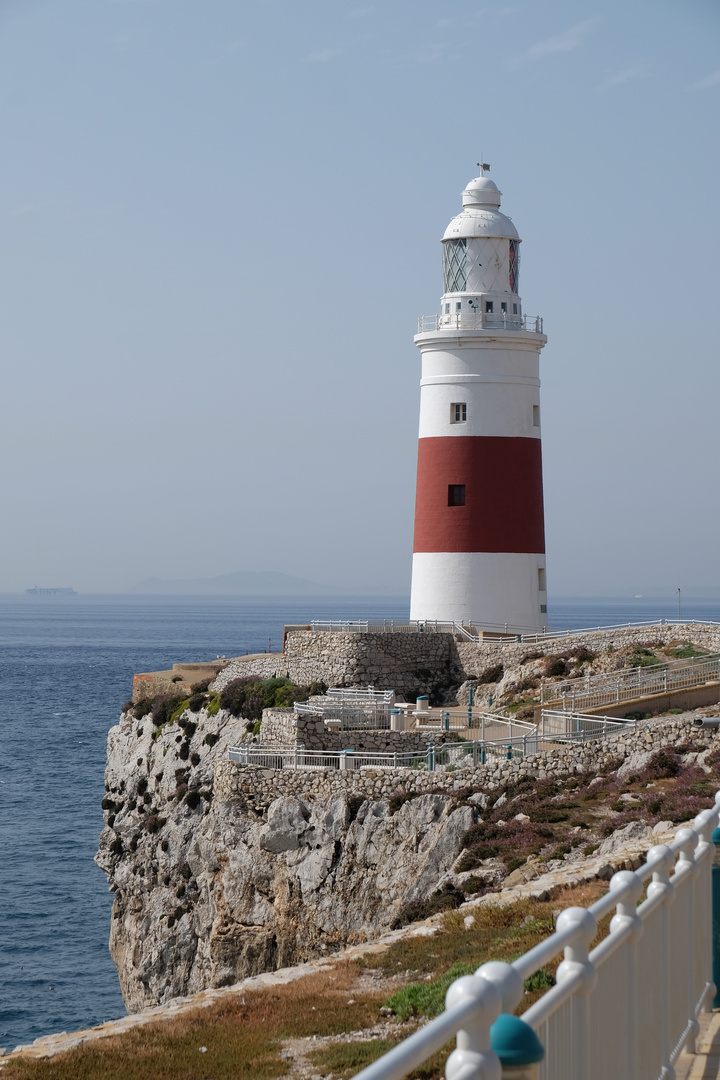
[228, 739, 532, 772]
[353, 798, 720, 1080]
[326, 687, 396, 704]
[414, 710, 535, 741]
[417, 312, 544, 334]
[309, 617, 720, 645]
[294, 700, 394, 730]
[309, 619, 547, 639]
[542, 653, 720, 709]
[538, 709, 637, 743]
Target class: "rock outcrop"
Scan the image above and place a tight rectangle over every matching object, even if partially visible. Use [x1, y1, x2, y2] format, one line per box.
[96, 706, 475, 1012]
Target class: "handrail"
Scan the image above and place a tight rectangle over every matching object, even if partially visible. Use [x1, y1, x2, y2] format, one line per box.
[417, 312, 544, 334]
[542, 652, 720, 708]
[307, 617, 720, 646]
[354, 798, 720, 1080]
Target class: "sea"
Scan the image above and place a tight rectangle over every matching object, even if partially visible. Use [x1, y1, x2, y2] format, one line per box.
[2, 591, 720, 1052]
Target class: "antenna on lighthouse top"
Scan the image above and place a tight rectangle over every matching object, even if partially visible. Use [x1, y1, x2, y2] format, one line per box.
[476, 161, 490, 174]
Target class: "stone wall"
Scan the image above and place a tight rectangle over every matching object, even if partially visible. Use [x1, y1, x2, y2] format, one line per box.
[209, 623, 720, 702]
[211, 632, 464, 698]
[258, 707, 458, 754]
[215, 712, 708, 808]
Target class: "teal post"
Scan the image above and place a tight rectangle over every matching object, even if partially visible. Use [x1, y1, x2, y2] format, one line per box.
[712, 827, 720, 1006]
[491, 1013, 544, 1078]
[428, 743, 435, 772]
[468, 682, 474, 729]
[506, 744, 512, 760]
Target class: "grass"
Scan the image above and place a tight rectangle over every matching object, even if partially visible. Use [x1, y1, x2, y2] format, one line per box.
[308, 1040, 448, 1080]
[5, 965, 384, 1080]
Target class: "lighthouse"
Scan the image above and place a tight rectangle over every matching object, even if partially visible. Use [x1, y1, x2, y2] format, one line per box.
[409, 170, 548, 633]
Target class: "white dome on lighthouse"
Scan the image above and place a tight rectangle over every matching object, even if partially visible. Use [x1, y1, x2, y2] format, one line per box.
[443, 173, 520, 241]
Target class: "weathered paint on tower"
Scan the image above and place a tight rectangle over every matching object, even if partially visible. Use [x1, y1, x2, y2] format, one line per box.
[409, 171, 548, 632]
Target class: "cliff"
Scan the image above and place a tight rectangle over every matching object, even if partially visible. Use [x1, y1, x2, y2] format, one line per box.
[95, 704, 475, 1012]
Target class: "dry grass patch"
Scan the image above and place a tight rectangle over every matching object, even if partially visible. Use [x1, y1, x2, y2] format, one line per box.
[5, 965, 384, 1080]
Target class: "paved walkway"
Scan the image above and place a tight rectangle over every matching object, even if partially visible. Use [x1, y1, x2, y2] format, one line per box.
[677, 1011, 720, 1079]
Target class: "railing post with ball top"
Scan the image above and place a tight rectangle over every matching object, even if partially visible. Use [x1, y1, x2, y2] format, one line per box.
[647, 844, 675, 1071]
[554, 907, 597, 1079]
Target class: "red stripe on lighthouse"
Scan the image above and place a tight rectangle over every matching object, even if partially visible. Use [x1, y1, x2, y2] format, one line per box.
[413, 436, 545, 554]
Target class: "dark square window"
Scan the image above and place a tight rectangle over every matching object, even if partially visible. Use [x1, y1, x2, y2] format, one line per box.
[485, 301, 493, 313]
[448, 484, 465, 506]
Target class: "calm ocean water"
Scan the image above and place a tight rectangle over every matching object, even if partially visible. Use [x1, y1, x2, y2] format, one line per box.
[2, 592, 720, 1051]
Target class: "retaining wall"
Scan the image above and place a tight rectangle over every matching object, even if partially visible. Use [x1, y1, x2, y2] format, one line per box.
[258, 708, 459, 753]
[209, 623, 720, 702]
[214, 713, 711, 809]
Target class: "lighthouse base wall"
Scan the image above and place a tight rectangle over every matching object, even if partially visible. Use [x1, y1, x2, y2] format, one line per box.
[409, 551, 547, 632]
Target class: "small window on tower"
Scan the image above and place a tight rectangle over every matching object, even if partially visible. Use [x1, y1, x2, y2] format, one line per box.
[501, 302, 507, 313]
[538, 568, 547, 592]
[448, 484, 466, 506]
[513, 303, 518, 314]
[455, 302, 462, 312]
[444, 303, 450, 314]
[450, 403, 467, 424]
[533, 405, 540, 427]
[485, 301, 493, 313]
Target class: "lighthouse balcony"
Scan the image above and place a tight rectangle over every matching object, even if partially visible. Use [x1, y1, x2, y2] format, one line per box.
[418, 312, 543, 334]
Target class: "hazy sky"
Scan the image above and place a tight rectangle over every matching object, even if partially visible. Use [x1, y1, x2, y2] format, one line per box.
[0, 0, 718, 596]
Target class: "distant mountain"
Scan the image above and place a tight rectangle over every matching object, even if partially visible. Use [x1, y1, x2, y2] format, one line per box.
[128, 571, 350, 596]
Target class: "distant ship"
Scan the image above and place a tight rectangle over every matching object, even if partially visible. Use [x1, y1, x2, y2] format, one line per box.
[24, 587, 77, 597]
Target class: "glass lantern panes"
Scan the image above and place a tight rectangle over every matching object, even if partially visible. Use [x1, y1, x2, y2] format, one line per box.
[443, 239, 467, 293]
[508, 240, 520, 293]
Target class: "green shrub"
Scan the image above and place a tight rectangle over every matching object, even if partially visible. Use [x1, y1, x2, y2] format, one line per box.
[188, 693, 206, 713]
[136, 777, 148, 795]
[185, 790, 202, 809]
[109, 837, 123, 855]
[151, 694, 187, 728]
[178, 742, 190, 760]
[190, 751, 201, 766]
[390, 883, 466, 929]
[145, 814, 166, 834]
[206, 693, 221, 716]
[133, 698, 153, 720]
[524, 967, 555, 992]
[544, 658, 568, 678]
[179, 862, 192, 880]
[204, 732, 219, 748]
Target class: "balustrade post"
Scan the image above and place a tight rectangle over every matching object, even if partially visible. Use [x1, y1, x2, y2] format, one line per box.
[555, 908, 598, 1080]
[646, 844, 675, 1073]
[675, 827, 701, 1051]
[692, 806, 718, 1013]
[444, 975, 502, 1080]
[609, 870, 644, 1080]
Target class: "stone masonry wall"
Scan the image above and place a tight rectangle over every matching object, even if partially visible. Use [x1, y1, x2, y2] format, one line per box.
[215, 712, 708, 808]
[258, 707, 459, 754]
[210, 624, 720, 702]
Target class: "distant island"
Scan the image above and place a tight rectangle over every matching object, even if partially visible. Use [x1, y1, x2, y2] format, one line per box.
[25, 587, 77, 597]
[127, 570, 402, 596]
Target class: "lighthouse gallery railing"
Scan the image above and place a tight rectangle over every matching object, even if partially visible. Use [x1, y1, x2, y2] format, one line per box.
[351, 799, 720, 1080]
[417, 312, 544, 333]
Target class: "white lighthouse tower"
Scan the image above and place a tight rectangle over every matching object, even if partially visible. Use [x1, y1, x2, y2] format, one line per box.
[409, 170, 548, 633]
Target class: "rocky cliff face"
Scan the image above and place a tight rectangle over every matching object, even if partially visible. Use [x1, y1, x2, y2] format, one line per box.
[96, 707, 475, 1012]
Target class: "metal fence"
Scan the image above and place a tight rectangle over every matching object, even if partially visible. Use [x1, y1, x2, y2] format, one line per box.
[353, 799, 720, 1080]
[538, 709, 637, 744]
[294, 700, 394, 730]
[417, 312, 544, 334]
[307, 617, 720, 646]
[228, 739, 532, 772]
[542, 653, 720, 710]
